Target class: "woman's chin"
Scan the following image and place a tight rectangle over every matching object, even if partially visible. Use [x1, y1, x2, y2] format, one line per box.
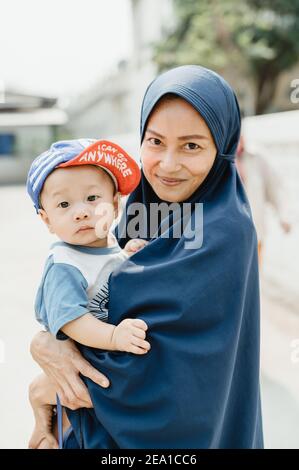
[152, 183, 192, 203]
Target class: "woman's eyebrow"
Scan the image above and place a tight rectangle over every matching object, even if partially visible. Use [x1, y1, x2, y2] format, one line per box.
[177, 134, 209, 141]
[146, 128, 164, 138]
[145, 128, 209, 141]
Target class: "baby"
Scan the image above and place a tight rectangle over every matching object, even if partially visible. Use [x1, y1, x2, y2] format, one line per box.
[27, 139, 149, 448]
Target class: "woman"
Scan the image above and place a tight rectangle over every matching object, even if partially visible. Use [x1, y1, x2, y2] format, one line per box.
[30, 65, 263, 448]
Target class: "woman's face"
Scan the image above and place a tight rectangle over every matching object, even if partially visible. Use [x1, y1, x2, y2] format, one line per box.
[141, 97, 217, 202]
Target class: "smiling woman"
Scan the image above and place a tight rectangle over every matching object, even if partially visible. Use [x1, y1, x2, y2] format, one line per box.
[141, 94, 217, 202]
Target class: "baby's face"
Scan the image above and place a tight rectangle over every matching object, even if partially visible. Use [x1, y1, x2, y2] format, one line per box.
[39, 165, 118, 247]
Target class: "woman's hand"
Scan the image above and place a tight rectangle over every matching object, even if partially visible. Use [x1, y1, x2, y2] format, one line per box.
[30, 331, 110, 410]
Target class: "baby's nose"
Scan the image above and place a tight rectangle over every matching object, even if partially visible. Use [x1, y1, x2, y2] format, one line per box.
[74, 206, 91, 221]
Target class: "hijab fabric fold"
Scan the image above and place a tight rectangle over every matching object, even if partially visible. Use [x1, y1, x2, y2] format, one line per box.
[66, 65, 263, 449]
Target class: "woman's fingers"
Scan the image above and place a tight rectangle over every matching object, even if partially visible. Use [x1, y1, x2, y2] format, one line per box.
[57, 381, 88, 410]
[76, 358, 110, 388]
[68, 378, 93, 408]
[31, 334, 109, 409]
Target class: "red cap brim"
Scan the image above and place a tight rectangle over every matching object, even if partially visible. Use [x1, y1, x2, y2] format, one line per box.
[57, 140, 141, 195]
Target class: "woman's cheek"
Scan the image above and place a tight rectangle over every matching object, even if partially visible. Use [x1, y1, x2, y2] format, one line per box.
[192, 152, 215, 176]
[141, 151, 157, 173]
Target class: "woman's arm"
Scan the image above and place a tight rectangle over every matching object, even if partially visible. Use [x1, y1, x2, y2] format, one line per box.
[30, 331, 110, 410]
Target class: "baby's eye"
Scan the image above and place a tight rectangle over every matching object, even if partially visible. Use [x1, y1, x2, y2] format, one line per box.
[148, 137, 162, 146]
[183, 142, 200, 151]
[87, 195, 100, 202]
[58, 201, 69, 208]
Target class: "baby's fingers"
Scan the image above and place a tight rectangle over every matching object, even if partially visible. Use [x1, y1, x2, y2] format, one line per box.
[132, 336, 151, 351]
[133, 327, 146, 340]
[129, 345, 149, 355]
[133, 319, 148, 331]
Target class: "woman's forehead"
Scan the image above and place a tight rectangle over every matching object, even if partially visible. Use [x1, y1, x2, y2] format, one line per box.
[141, 65, 240, 154]
[146, 96, 213, 139]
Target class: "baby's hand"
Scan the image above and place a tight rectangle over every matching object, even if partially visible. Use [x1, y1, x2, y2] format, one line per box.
[124, 238, 148, 255]
[111, 319, 150, 354]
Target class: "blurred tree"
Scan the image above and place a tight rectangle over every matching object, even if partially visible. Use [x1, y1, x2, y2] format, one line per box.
[153, 0, 299, 114]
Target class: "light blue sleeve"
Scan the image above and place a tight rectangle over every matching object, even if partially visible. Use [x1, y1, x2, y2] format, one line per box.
[42, 263, 89, 339]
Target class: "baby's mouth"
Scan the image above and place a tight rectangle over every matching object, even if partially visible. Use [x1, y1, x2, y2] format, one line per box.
[77, 225, 94, 233]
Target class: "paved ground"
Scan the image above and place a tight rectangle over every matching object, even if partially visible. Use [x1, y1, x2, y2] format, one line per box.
[0, 183, 298, 449]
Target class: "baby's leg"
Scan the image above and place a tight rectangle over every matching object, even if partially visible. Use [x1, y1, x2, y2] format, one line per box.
[53, 406, 71, 441]
[29, 401, 71, 449]
[28, 374, 59, 448]
[29, 403, 58, 449]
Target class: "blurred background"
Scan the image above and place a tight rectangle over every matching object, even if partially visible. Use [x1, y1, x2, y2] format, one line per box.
[0, 0, 298, 448]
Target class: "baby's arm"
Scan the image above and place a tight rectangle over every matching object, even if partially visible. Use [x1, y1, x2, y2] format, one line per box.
[62, 314, 150, 354]
[43, 260, 150, 354]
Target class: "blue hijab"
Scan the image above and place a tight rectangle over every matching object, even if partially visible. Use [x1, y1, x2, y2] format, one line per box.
[66, 65, 263, 449]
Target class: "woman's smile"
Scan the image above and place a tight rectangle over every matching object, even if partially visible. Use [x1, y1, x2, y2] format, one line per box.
[156, 174, 187, 186]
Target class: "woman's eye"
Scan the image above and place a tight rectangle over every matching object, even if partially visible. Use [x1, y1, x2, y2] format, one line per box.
[87, 195, 100, 202]
[148, 137, 162, 146]
[184, 142, 200, 150]
[58, 201, 69, 208]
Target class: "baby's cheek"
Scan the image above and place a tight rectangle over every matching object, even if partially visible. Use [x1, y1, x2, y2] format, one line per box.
[95, 202, 115, 238]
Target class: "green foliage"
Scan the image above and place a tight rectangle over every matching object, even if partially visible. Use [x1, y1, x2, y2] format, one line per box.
[154, 0, 299, 113]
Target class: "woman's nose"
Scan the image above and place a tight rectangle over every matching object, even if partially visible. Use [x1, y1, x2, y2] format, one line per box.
[159, 151, 181, 173]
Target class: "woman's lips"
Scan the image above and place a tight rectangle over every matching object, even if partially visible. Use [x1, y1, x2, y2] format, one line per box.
[156, 175, 187, 186]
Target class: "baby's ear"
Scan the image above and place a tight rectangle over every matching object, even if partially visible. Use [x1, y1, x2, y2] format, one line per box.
[38, 209, 55, 233]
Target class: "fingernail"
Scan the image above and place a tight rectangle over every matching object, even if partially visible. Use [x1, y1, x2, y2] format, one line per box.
[102, 380, 109, 387]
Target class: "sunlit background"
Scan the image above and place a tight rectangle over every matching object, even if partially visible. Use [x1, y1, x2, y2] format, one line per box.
[0, 0, 299, 449]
